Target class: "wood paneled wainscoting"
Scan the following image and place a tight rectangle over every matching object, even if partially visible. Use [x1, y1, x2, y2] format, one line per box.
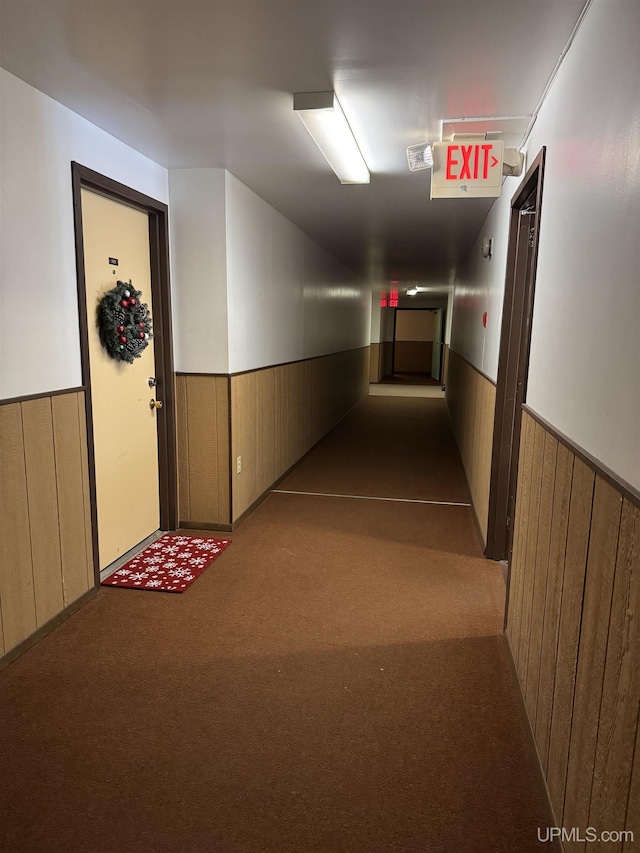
[231, 347, 369, 521]
[175, 375, 231, 528]
[0, 390, 96, 665]
[445, 349, 496, 543]
[177, 347, 370, 528]
[369, 341, 394, 383]
[506, 408, 640, 850]
[393, 340, 433, 374]
[369, 343, 382, 383]
[442, 344, 450, 388]
[381, 340, 394, 380]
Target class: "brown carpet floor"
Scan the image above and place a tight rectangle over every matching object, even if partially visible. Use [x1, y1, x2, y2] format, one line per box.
[0, 395, 554, 852]
[279, 396, 469, 503]
[383, 372, 441, 386]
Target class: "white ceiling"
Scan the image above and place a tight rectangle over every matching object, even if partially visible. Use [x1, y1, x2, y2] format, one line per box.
[0, 0, 586, 289]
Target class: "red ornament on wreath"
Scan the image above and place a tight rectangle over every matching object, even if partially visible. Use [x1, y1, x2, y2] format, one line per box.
[97, 279, 153, 365]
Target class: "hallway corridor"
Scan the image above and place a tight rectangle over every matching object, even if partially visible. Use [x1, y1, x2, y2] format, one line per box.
[0, 394, 553, 853]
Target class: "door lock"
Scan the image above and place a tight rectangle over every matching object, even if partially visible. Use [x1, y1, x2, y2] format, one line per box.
[148, 377, 157, 387]
[149, 399, 164, 410]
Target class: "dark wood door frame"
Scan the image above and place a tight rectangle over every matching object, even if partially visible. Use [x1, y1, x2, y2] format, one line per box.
[486, 148, 546, 582]
[71, 162, 178, 585]
[390, 307, 397, 377]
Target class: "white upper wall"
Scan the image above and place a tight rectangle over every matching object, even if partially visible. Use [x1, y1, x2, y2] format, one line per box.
[168, 169, 229, 374]
[381, 306, 395, 343]
[450, 187, 514, 377]
[0, 70, 369, 392]
[370, 294, 382, 344]
[444, 291, 454, 346]
[450, 0, 640, 488]
[525, 0, 639, 488]
[0, 69, 169, 400]
[225, 172, 369, 374]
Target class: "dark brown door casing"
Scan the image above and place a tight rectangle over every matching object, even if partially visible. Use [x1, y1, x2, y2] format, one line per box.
[486, 149, 546, 590]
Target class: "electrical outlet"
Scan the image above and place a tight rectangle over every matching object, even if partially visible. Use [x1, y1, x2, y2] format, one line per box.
[236, 455, 242, 474]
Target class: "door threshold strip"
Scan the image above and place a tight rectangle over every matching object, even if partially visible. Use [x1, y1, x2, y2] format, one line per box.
[271, 489, 471, 507]
[99, 529, 165, 582]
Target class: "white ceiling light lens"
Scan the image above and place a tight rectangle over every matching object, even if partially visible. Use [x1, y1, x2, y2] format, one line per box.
[294, 91, 370, 185]
[406, 142, 433, 172]
[406, 287, 418, 296]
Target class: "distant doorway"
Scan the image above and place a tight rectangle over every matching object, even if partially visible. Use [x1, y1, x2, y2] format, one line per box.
[486, 149, 546, 579]
[391, 309, 443, 383]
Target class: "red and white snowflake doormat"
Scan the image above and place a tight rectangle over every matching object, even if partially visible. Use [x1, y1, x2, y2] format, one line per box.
[101, 534, 232, 593]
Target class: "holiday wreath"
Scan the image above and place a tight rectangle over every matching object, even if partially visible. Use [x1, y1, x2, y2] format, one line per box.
[98, 280, 153, 364]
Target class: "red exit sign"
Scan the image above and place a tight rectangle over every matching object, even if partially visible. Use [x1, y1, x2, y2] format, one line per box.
[431, 139, 504, 199]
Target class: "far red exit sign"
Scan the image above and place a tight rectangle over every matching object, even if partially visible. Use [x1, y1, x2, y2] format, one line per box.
[431, 139, 504, 199]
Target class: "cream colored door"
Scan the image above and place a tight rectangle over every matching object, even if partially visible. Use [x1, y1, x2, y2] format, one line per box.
[82, 188, 160, 570]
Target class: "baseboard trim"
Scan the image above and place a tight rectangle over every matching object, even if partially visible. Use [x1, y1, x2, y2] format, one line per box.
[502, 633, 564, 853]
[231, 489, 274, 530]
[0, 587, 99, 673]
[230, 388, 369, 530]
[179, 521, 234, 533]
[443, 391, 489, 553]
[229, 429, 343, 531]
[469, 498, 488, 553]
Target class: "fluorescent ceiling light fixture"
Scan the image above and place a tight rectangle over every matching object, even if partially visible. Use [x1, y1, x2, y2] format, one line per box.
[406, 142, 433, 171]
[405, 285, 449, 295]
[294, 91, 370, 184]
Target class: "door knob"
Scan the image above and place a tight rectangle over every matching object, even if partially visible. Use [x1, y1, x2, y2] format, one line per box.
[150, 399, 163, 410]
